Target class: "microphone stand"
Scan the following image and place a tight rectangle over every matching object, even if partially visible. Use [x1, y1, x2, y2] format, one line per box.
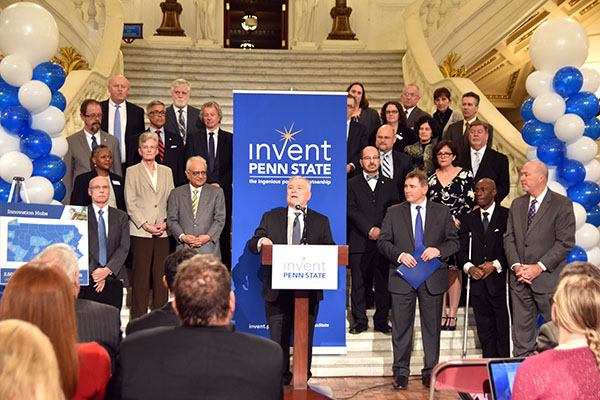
[295, 203, 308, 244]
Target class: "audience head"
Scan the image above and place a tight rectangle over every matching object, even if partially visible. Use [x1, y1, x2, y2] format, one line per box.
[164, 248, 198, 292]
[468, 120, 489, 151]
[201, 101, 222, 131]
[432, 139, 459, 170]
[88, 175, 110, 208]
[90, 144, 113, 173]
[171, 78, 191, 108]
[286, 176, 311, 208]
[147, 100, 166, 130]
[346, 82, 369, 109]
[401, 84, 420, 110]
[0, 319, 65, 400]
[520, 160, 548, 197]
[107, 75, 130, 105]
[173, 254, 234, 327]
[375, 124, 396, 153]
[475, 178, 496, 209]
[185, 156, 208, 189]
[79, 99, 102, 134]
[433, 87, 451, 112]
[404, 170, 428, 205]
[461, 91, 480, 120]
[415, 115, 441, 144]
[138, 131, 159, 162]
[561, 261, 600, 280]
[0, 261, 79, 398]
[36, 243, 80, 296]
[360, 146, 381, 176]
[346, 94, 357, 120]
[380, 101, 405, 126]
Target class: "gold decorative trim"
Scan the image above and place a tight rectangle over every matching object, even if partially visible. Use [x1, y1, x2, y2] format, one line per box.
[479, 63, 505, 81]
[487, 71, 520, 100]
[467, 56, 497, 77]
[570, 0, 583, 6]
[580, 0, 599, 15]
[515, 30, 534, 46]
[50, 47, 89, 75]
[438, 53, 467, 78]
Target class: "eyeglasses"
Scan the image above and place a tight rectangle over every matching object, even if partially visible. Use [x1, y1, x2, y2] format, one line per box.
[83, 113, 102, 119]
[148, 110, 166, 115]
[188, 170, 207, 176]
[89, 185, 109, 191]
[361, 156, 380, 161]
[437, 152, 454, 157]
[402, 92, 417, 98]
[386, 109, 399, 114]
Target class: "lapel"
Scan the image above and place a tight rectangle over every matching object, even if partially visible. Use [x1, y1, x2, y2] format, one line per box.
[106, 207, 119, 254]
[198, 129, 209, 157]
[77, 131, 91, 154]
[183, 185, 196, 220]
[480, 208, 494, 241]
[423, 200, 435, 244]
[357, 174, 373, 200]
[215, 128, 226, 160]
[519, 195, 529, 238]
[401, 202, 414, 246]
[527, 190, 552, 233]
[195, 185, 210, 220]
[278, 208, 288, 243]
[474, 147, 492, 180]
[136, 163, 155, 193]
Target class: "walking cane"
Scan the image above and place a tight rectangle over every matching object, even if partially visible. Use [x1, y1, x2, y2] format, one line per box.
[505, 267, 513, 356]
[462, 232, 472, 359]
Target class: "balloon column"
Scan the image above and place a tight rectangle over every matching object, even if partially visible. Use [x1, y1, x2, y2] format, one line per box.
[0, 2, 67, 204]
[523, 18, 600, 266]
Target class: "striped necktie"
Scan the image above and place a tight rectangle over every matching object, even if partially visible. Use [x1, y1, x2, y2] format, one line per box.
[178, 109, 186, 144]
[192, 189, 199, 218]
[382, 153, 392, 179]
[156, 130, 165, 162]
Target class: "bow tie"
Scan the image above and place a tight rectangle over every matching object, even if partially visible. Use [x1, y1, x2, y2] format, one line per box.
[366, 174, 379, 181]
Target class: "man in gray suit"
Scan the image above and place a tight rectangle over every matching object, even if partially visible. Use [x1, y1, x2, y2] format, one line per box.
[400, 84, 430, 130]
[167, 156, 226, 257]
[443, 92, 493, 158]
[504, 160, 575, 357]
[63, 99, 122, 202]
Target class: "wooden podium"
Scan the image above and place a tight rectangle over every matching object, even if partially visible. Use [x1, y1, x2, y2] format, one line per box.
[261, 244, 348, 393]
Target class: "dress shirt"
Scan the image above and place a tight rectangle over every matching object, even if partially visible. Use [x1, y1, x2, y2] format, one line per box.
[346, 119, 350, 139]
[84, 129, 100, 151]
[286, 206, 305, 244]
[470, 145, 486, 175]
[206, 127, 219, 150]
[142, 161, 158, 191]
[397, 198, 428, 264]
[405, 106, 416, 120]
[363, 171, 377, 191]
[462, 202, 502, 274]
[108, 99, 128, 163]
[92, 203, 110, 234]
[189, 183, 203, 201]
[463, 116, 477, 132]
[175, 105, 188, 130]
[150, 125, 165, 145]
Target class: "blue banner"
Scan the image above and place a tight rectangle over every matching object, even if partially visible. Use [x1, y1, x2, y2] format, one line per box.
[232, 91, 347, 353]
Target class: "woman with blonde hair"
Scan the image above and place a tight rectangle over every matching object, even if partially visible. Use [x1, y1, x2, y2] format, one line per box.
[513, 273, 600, 399]
[0, 319, 65, 400]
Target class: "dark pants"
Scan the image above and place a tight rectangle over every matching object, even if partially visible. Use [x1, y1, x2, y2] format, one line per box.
[130, 236, 170, 318]
[350, 250, 390, 326]
[472, 286, 510, 358]
[511, 286, 552, 357]
[79, 277, 124, 310]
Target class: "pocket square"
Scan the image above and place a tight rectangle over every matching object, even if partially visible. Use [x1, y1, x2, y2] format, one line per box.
[112, 180, 121, 186]
[170, 145, 177, 149]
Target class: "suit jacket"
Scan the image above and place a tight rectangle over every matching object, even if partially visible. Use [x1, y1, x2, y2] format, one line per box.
[100, 100, 146, 168]
[87, 205, 130, 285]
[457, 205, 508, 296]
[147, 128, 186, 187]
[443, 118, 494, 158]
[63, 130, 122, 203]
[124, 163, 174, 238]
[347, 174, 399, 253]
[381, 150, 413, 201]
[248, 207, 335, 302]
[459, 146, 509, 204]
[120, 324, 283, 400]
[357, 107, 381, 140]
[347, 120, 368, 176]
[125, 301, 179, 336]
[504, 189, 575, 294]
[71, 170, 126, 211]
[405, 105, 430, 130]
[167, 183, 226, 257]
[165, 104, 204, 145]
[75, 298, 122, 362]
[377, 200, 459, 295]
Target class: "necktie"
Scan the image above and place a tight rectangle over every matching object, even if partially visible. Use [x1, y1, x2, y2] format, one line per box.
[178, 109, 186, 144]
[114, 104, 122, 148]
[527, 199, 537, 229]
[192, 189, 199, 218]
[463, 122, 471, 145]
[292, 212, 301, 245]
[156, 130, 165, 162]
[414, 205, 423, 248]
[482, 211, 489, 233]
[91, 135, 98, 149]
[98, 209, 107, 267]
[405, 110, 409, 121]
[366, 174, 379, 181]
[382, 153, 391, 179]
[208, 131, 216, 174]
[473, 151, 481, 176]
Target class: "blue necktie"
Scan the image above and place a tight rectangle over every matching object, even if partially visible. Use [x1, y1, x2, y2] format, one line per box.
[208, 131, 216, 174]
[415, 205, 423, 248]
[98, 209, 107, 266]
[91, 135, 98, 149]
[114, 104, 122, 150]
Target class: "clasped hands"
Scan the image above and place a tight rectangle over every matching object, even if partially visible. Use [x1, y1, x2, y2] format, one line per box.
[468, 261, 495, 280]
[91, 267, 111, 293]
[181, 234, 212, 248]
[399, 247, 440, 268]
[144, 222, 167, 236]
[513, 263, 542, 285]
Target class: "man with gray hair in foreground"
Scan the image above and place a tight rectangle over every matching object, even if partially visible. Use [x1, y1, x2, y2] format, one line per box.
[120, 254, 283, 400]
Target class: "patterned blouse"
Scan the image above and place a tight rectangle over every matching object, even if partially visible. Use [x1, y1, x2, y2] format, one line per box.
[427, 168, 475, 219]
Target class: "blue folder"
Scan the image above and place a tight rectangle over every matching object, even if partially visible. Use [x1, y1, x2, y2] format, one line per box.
[395, 245, 442, 289]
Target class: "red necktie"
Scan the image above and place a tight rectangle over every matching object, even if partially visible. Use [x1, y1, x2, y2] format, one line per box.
[156, 130, 165, 162]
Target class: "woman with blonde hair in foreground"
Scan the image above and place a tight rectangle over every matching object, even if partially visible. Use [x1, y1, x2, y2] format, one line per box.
[512, 273, 600, 399]
[0, 319, 65, 400]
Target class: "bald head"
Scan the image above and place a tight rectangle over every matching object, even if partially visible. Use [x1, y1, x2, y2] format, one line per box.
[520, 161, 548, 197]
[475, 178, 497, 209]
[375, 124, 396, 153]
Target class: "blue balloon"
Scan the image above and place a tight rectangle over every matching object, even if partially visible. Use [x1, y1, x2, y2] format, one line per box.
[32, 155, 66, 183]
[556, 159, 586, 188]
[553, 67, 584, 98]
[0, 178, 12, 202]
[536, 138, 565, 167]
[586, 205, 600, 227]
[522, 120, 555, 146]
[568, 245, 588, 263]
[567, 181, 600, 209]
[52, 180, 65, 202]
[583, 117, 600, 140]
[20, 129, 52, 160]
[32, 62, 66, 92]
[521, 98, 535, 121]
[566, 91, 600, 119]
[0, 105, 32, 136]
[50, 91, 66, 111]
[0, 82, 19, 112]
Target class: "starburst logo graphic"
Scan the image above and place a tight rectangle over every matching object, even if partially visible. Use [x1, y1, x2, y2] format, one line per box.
[275, 123, 302, 153]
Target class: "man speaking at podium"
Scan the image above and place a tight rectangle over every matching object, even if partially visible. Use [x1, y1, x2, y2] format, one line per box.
[249, 176, 335, 385]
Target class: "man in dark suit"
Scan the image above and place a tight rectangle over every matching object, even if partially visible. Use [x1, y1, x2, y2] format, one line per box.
[457, 178, 510, 357]
[100, 75, 146, 169]
[401, 84, 430, 130]
[185, 101, 233, 267]
[165, 78, 204, 146]
[145, 100, 186, 186]
[347, 95, 368, 178]
[377, 170, 459, 390]
[375, 124, 413, 200]
[459, 121, 509, 204]
[126, 248, 196, 335]
[120, 254, 283, 400]
[504, 160, 575, 357]
[77, 176, 130, 310]
[248, 176, 335, 385]
[348, 146, 400, 334]
[443, 92, 494, 158]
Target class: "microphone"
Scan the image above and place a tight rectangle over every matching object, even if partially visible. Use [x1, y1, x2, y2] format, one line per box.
[294, 203, 306, 212]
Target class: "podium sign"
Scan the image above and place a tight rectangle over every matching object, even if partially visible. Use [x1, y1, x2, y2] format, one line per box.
[271, 245, 338, 290]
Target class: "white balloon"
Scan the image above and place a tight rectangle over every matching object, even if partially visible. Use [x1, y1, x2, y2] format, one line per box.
[0, 126, 21, 156]
[0, 151, 32, 182]
[0, 3, 59, 67]
[0, 54, 32, 87]
[31, 106, 65, 137]
[584, 159, 600, 183]
[529, 17, 589, 74]
[586, 246, 600, 266]
[526, 145, 538, 161]
[548, 167, 557, 182]
[554, 113, 585, 143]
[50, 199, 62, 205]
[532, 92, 565, 123]
[525, 71, 554, 98]
[18, 80, 52, 113]
[580, 68, 600, 94]
[576, 223, 600, 251]
[20, 176, 53, 204]
[547, 180, 567, 196]
[50, 135, 68, 158]
[566, 136, 598, 164]
[573, 202, 587, 230]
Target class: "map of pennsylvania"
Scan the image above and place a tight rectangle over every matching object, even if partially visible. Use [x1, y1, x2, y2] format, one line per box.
[6, 219, 84, 262]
